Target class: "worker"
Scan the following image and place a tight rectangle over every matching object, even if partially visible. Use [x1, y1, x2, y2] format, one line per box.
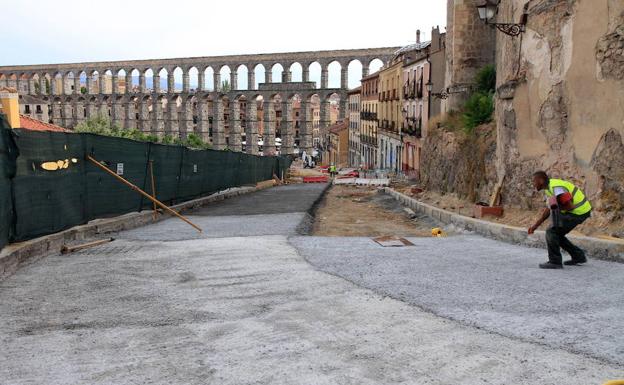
[528, 171, 592, 269]
[329, 164, 337, 177]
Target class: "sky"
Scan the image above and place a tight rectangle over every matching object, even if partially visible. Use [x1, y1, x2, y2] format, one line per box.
[0, 0, 447, 89]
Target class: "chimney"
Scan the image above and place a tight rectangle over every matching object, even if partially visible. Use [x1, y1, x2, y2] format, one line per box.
[416, 30, 421, 44]
[0, 87, 20, 129]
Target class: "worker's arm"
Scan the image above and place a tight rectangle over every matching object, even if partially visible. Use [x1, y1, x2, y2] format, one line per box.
[528, 208, 550, 234]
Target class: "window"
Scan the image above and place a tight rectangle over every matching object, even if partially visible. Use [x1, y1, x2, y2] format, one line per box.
[24, 105, 31, 114]
[36, 105, 42, 114]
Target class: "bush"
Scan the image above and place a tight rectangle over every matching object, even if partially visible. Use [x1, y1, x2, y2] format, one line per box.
[461, 92, 494, 133]
[73, 115, 211, 149]
[475, 64, 496, 94]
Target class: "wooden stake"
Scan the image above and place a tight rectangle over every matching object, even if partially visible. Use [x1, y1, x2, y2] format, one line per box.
[149, 160, 158, 221]
[61, 238, 114, 254]
[86, 155, 202, 233]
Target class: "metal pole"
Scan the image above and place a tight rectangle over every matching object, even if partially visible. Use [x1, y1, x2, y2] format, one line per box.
[86, 155, 202, 233]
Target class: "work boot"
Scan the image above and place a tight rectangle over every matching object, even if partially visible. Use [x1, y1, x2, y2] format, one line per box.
[539, 262, 563, 269]
[564, 258, 587, 266]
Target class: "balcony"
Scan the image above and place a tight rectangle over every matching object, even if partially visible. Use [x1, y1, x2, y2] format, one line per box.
[360, 111, 377, 121]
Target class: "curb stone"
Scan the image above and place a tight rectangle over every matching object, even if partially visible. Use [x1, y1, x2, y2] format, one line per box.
[0, 183, 275, 281]
[384, 187, 624, 264]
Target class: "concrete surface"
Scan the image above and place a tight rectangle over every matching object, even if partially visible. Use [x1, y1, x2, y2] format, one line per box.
[291, 235, 624, 365]
[0, 186, 259, 281]
[1, 184, 623, 384]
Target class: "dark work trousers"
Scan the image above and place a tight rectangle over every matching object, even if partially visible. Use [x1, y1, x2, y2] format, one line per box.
[546, 211, 591, 264]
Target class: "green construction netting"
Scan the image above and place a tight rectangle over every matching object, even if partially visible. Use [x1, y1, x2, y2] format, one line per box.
[1, 129, 291, 246]
[0, 115, 17, 250]
[11, 129, 86, 240]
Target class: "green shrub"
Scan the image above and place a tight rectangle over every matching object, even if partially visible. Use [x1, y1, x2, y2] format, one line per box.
[475, 64, 496, 94]
[73, 115, 210, 149]
[461, 92, 494, 133]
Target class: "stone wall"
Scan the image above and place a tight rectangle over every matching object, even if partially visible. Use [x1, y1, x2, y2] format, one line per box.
[495, 0, 624, 219]
[420, 123, 497, 203]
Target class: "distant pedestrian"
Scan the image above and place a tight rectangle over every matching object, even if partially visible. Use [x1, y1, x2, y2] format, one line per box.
[528, 171, 592, 269]
[329, 164, 337, 177]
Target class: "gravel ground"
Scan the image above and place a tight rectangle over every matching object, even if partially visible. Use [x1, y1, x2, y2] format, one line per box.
[1, 184, 623, 384]
[289, 234, 624, 365]
[312, 185, 440, 237]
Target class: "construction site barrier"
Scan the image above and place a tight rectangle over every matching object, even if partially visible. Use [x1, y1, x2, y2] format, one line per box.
[0, 114, 291, 250]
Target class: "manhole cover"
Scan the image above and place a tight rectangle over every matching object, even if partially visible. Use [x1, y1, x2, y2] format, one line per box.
[372, 235, 414, 247]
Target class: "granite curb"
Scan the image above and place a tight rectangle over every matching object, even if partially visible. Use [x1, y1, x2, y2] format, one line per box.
[384, 187, 624, 263]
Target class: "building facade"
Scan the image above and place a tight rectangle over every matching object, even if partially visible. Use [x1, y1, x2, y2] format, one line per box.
[328, 119, 349, 168]
[377, 51, 406, 172]
[401, 27, 446, 177]
[347, 87, 361, 167]
[18, 94, 50, 123]
[360, 72, 379, 169]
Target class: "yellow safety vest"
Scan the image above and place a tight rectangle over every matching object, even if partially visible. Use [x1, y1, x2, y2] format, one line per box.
[545, 178, 592, 215]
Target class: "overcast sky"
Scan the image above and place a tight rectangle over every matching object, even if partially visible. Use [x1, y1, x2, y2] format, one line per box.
[1, 0, 446, 65]
[0, 0, 447, 89]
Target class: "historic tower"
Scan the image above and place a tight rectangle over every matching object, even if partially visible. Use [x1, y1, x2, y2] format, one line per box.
[444, 0, 496, 112]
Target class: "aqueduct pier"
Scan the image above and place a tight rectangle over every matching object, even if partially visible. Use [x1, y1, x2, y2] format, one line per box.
[0, 47, 398, 155]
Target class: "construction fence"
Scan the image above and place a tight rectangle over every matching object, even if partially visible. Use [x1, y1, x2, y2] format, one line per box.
[0, 115, 291, 251]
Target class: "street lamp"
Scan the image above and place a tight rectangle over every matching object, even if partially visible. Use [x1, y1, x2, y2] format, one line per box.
[426, 80, 449, 100]
[476, 0, 527, 37]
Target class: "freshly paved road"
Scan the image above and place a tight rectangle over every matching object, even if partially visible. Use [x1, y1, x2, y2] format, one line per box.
[0, 184, 622, 384]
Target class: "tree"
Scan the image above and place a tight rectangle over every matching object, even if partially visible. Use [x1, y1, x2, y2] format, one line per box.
[73, 114, 210, 149]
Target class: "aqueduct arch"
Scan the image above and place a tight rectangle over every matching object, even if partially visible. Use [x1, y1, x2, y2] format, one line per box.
[0, 47, 397, 155]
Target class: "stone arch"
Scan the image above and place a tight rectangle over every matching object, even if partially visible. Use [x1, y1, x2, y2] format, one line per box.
[17, 73, 28, 94]
[218, 65, 231, 92]
[102, 70, 113, 94]
[167, 94, 182, 135]
[52, 72, 63, 95]
[203, 66, 215, 91]
[289, 62, 303, 82]
[157, 67, 168, 92]
[187, 66, 199, 92]
[254, 64, 265, 87]
[308, 61, 321, 88]
[327, 61, 341, 89]
[51, 96, 63, 124]
[347, 59, 363, 89]
[271, 63, 284, 83]
[142, 68, 153, 91]
[137, 94, 152, 133]
[76, 71, 87, 94]
[129, 69, 140, 92]
[172, 66, 183, 92]
[368, 58, 384, 74]
[116, 69, 126, 94]
[287, 93, 303, 151]
[27, 73, 40, 95]
[75, 96, 87, 121]
[99, 95, 111, 118]
[154, 94, 168, 136]
[236, 64, 248, 90]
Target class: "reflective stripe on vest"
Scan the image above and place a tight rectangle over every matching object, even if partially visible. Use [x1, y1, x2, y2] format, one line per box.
[545, 179, 592, 215]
